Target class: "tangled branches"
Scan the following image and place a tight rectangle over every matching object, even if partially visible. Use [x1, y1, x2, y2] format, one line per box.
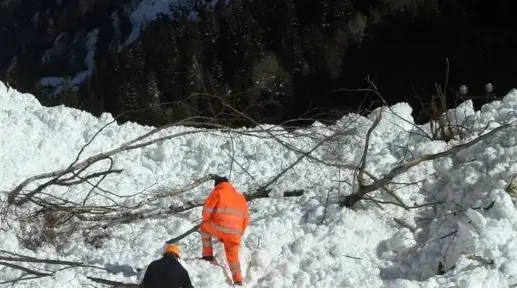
[2, 101, 331, 256]
[0, 250, 109, 286]
[3, 81, 512, 286]
[340, 115, 512, 207]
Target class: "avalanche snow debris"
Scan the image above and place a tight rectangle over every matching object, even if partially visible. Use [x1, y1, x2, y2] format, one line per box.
[3, 81, 517, 287]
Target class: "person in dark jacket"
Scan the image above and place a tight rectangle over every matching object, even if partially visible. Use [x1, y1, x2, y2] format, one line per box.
[140, 243, 194, 288]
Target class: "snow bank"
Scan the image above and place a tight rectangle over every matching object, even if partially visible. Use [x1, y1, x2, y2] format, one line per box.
[2, 80, 517, 287]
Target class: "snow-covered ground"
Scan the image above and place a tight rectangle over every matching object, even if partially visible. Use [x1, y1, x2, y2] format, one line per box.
[2, 80, 517, 287]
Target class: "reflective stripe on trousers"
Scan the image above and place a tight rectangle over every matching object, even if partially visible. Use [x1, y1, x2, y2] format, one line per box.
[200, 230, 243, 283]
[224, 242, 243, 283]
[201, 231, 213, 256]
[229, 261, 241, 274]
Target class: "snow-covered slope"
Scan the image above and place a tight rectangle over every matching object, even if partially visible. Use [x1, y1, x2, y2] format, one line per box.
[2, 80, 517, 287]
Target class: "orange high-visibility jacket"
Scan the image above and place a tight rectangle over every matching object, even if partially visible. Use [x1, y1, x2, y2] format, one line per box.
[201, 181, 249, 244]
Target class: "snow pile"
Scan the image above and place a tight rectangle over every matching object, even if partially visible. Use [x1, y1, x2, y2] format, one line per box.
[2, 80, 517, 287]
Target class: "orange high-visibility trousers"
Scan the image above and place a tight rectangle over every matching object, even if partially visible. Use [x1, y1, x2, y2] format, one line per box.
[200, 230, 243, 283]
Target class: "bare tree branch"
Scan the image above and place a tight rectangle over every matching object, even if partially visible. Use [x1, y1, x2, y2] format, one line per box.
[357, 106, 382, 186]
[0, 249, 114, 286]
[6, 127, 208, 206]
[0, 250, 107, 271]
[341, 121, 513, 207]
[86, 276, 139, 288]
[0, 261, 51, 277]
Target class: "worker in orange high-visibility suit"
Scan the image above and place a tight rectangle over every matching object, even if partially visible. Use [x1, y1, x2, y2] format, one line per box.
[199, 176, 249, 286]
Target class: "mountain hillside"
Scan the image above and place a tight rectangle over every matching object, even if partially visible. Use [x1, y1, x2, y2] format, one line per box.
[1, 0, 516, 127]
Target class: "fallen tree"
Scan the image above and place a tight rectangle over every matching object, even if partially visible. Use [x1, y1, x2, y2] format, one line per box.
[86, 276, 139, 288]
[333, 78, 513, 208]
[0, 249, 142, 287]
[0, 250, 110, 286]
[340, 111, 512, 207]
[2, 98, 351, 236]
[1, 99, 357, 287]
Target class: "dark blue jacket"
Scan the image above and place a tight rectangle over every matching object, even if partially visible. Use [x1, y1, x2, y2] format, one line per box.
[141, 254, 193, 288]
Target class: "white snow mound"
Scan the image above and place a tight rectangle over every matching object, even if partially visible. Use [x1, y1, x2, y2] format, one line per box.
[2, 80, 517, 287]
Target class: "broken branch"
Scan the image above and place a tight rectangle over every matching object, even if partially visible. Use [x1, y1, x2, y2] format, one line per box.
[86, 276, 139, 288]
[341, 121, 512, 207]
